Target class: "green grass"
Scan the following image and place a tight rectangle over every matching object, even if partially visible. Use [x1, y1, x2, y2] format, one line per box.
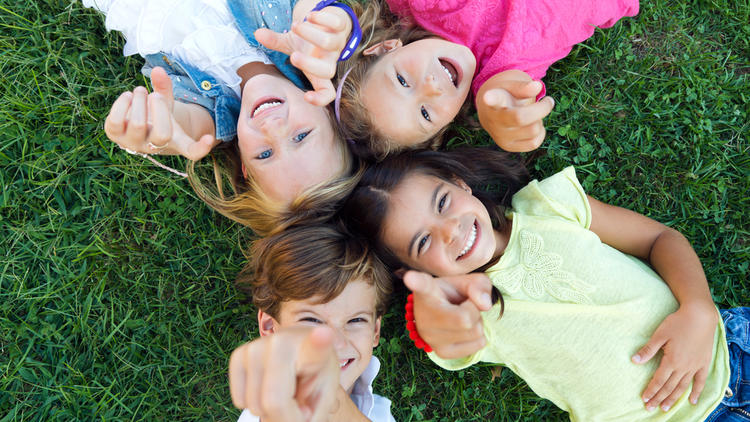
[1, 0, 748, 420]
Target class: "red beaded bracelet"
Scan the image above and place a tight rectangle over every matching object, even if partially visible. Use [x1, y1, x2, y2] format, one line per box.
[404, 293, 432, 352]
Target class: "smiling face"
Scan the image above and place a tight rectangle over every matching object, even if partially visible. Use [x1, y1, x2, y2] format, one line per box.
[259, 279, 381, 394]
[381, 172, 503, 277]
[237, 74, 347, 205]
[360, 38, 475, 147]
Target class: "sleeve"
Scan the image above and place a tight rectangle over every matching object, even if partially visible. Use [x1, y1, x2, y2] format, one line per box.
[237, 409, 260, 422]
[510, 167, 591, 228]
[369, 394, 398, 422]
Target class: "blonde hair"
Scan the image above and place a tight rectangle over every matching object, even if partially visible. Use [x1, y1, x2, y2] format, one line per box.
[238, 221, 393, 320]
[335, 2, 464, 161]
[187, 113, 357, 237]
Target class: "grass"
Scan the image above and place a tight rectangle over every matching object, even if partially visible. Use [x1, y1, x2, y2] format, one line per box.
[1, 0, 748, 420]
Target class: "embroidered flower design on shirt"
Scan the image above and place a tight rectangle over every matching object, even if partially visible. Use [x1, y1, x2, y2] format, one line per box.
[496, 230, 594, 304]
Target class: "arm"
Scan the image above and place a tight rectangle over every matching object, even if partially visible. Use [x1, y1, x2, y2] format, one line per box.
[588, 196, 718, 412]
[104, 67, 219, 161]
[475, 69, 555, 152]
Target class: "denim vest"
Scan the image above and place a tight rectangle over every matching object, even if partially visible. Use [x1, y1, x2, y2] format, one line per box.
[140, 0, 305, 142]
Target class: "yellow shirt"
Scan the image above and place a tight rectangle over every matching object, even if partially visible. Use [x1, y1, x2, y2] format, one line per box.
[429, 167, 730, 421]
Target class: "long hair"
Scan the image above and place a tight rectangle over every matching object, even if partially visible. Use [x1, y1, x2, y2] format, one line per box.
[335, 3, 473, 162]
[186, 121, 357, 237]
[340, 147, 530, 273]
[237, 220, 393, 320]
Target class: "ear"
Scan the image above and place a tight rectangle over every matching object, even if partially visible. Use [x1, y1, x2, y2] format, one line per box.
[362, 39, 403, 56]
[241, 163, 248, 180]
[257, 309, 278, 337]
[453, 177, 471, 194]
[372, 316, 382, 347]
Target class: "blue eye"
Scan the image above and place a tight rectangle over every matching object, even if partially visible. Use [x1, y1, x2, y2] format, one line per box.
[397, 74, 408, 87]
[421, 106, 431, 122]
[349, 317, 367, 324]
[438, 193, 447, 212]
[257, 149, 272, 159]
[293, 130, 311, 142]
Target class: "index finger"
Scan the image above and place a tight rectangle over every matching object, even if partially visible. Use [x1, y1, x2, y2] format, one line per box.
[494, 96, 555, 127]
[438, 273, 493, 309]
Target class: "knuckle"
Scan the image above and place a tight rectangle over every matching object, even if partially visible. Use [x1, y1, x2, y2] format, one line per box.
[129, 121, 147, 133]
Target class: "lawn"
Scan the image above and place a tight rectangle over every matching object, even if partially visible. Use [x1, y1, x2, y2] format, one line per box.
[1, 1, 748, 421]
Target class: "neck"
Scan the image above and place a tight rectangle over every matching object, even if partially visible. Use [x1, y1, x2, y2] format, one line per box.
[236, 62, 283, 92]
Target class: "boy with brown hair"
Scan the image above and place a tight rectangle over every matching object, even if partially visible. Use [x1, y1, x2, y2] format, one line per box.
[229, 223, 395, 422]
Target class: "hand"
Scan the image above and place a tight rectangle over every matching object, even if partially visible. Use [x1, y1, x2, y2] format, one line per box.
[404, 271, 493, 359]
[632, 304, 718, 412]
[103, 67, 219, 161]
[255, 7, 352, 106]
[476, 70, 555, 152]
[228, 326, 340, 422]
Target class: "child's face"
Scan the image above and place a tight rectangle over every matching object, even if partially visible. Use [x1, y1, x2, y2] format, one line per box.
[237, 74, 346, 205]
[260, 279, 381, 393]
[360, 38, 475, 147]
[381, 172, 499, 277]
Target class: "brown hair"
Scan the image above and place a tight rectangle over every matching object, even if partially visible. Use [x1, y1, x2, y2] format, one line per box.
[335, 3, 472, 162]
[238, 221, 393, 320]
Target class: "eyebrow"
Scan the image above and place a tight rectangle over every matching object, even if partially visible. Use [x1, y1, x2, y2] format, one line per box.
[408, 182, 443, 257]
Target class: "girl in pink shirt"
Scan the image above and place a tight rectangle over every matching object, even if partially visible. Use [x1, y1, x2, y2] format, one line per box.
[334, 0, 638, 160]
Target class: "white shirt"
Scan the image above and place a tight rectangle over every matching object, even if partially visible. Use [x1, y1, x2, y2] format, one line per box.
[237, 356, 396, 422]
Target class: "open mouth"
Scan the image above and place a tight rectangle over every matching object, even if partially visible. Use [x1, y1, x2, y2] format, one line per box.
[457, 220, 478, 260]
[439, 58, 459, 88]
[339, 358, 354, 370]
[251, 97, 284, 118]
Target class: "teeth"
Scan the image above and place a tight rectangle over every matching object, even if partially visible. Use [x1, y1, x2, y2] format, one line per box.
[339, 359, 351, 368]
[441, 65, 454, 83]
[252, 101, 282, 117]
[458, 223, 476, 258]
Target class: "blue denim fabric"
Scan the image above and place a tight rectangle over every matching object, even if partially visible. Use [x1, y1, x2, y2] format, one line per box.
[142, 54, 241, 142]
[141, 0, 304, 142]
[705, 307, 750, 422]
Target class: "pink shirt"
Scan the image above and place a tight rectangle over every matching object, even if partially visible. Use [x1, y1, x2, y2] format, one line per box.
[386, 0, 639, 97]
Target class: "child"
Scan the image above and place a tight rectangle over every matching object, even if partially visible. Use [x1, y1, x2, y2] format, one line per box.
[229, 223, 396, 421]
[84, 0, 365, 235]
[340, 147, 748, 420]
[331, 0, 638, 159]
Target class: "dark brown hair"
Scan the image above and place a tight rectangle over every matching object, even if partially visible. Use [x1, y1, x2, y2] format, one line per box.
[238, 221, 393, 320]
[340, 147, 529, 273]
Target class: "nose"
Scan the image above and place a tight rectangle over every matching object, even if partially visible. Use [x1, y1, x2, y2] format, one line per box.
[331, 326, 348, 353]
[422, 74, 442, 97]
[259, 115, 288, 139]
[439, 217, 460, 244]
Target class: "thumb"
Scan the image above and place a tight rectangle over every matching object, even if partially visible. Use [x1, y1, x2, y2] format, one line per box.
[403, 270, 442, 300]
[632, 334, 667, 364]
[184, 134, 220, 161]
[255, 28, 293, 55]
[463, 274, 493, 311]
[150, 66, 175, 109]
[483, 88, 515, 109]
[501, 80, 543, 101]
